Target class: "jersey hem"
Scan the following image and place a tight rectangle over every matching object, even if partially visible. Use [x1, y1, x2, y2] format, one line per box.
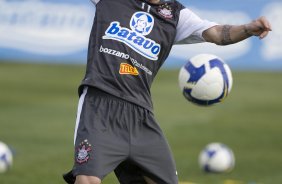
[78, 83, 154, 113]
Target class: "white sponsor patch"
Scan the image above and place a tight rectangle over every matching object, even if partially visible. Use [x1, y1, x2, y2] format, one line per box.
[103, 12, 161, 61]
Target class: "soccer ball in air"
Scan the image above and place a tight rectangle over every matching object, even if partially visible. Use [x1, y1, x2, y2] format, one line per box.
[199, 143, 235, 173]
[178, 54, 233, 106]
[0, 141, 13, 173]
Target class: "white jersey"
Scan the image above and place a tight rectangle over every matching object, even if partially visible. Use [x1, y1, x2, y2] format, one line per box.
[176, 8, 218, 43]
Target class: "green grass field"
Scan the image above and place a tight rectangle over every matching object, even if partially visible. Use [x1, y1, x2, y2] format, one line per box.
[0, 62, 281, 184]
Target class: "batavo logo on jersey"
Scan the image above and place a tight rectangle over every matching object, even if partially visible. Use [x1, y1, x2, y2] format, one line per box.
[103, 12, 161, 61]
[119, 63, 139, 76]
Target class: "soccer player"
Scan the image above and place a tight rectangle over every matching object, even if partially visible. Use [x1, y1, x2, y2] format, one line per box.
[63, 0, 271, 183]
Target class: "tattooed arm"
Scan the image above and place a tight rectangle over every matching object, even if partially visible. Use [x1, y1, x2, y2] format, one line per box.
[202, 16, 272, 45]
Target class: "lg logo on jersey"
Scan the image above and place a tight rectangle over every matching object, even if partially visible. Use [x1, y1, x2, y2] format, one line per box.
[103, 12, 161, 61]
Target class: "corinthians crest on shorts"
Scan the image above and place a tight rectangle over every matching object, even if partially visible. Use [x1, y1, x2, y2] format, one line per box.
[76, 139, 92, 164]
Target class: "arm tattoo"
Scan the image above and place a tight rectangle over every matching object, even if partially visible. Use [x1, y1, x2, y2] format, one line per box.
[221, 25, 233, 45]
[244, 25, 253, 37]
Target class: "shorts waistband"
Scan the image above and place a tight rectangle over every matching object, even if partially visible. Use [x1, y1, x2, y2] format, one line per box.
[86, 86, 136, 105]
[81, 86, 152, 113]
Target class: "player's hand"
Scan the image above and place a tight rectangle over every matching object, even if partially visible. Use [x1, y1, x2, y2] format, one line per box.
[244, 16, 272, 39]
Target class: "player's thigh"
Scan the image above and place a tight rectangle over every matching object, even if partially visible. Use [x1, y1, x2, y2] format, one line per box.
[75, 175, 101, 184]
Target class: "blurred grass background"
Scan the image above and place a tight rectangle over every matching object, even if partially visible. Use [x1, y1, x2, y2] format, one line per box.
[0, 62, 281, 184]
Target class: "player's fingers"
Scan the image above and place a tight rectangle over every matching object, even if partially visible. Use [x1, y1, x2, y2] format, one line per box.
[254, 16, 271, 39]
[259, 30, 270, 39]
[258, 16, 272, 31]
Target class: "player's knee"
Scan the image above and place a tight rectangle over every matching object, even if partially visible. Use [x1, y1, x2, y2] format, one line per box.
[75, 175, 101, 184]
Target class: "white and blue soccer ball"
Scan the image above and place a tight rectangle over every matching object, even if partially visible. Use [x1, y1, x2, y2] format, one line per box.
[178, 54, 233, 106]
[0, 141, 13, 173]
[199, 142, 235, 173]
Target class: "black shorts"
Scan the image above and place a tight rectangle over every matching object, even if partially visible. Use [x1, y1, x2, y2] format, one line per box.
[72, 87, 178, 184]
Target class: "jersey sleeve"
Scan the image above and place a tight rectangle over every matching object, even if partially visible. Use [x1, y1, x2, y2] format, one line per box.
[90, 0, 100, 5]
[174, 8, 218, 44]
